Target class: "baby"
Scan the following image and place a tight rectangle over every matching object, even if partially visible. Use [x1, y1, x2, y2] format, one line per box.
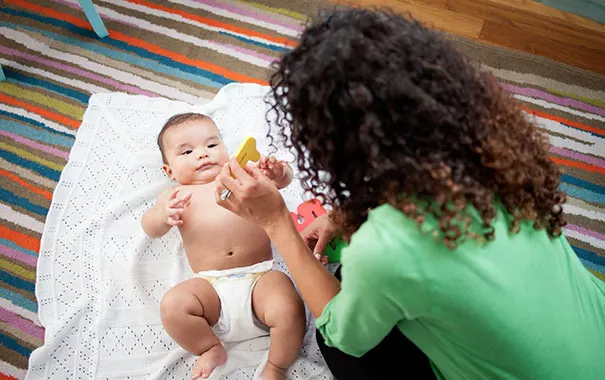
[142, 113, 305, 380]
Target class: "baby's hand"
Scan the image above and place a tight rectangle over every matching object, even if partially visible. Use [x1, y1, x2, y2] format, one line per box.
[258, 156, 286, 182]
[163, 188, 192, 226]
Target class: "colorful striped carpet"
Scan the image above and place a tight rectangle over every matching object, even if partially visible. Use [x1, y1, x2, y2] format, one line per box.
[0, 0, 603, 378]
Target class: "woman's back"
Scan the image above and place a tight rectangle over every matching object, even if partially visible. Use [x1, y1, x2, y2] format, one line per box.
[326, 204, 605, 379]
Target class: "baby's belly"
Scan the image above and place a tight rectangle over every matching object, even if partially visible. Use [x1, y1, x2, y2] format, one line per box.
[182, 222, 273, 273]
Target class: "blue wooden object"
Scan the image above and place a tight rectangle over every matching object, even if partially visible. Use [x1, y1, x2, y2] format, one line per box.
[78, 0, 108, 38]
[0, 2, 107, 81]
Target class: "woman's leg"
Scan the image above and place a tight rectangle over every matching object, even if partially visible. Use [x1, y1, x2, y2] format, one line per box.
[316, 266, 434, 379]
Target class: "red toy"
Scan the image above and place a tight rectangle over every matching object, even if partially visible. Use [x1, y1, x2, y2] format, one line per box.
[290, 199, 346, 263]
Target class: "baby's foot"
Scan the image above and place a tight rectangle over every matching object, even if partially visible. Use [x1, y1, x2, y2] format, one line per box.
[262, 361, 286, 380]
[191, 344, 227, 380]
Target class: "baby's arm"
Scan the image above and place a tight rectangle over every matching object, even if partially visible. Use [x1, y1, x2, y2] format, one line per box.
[142, 187, 191, 238]
[258, 156, 293, 189]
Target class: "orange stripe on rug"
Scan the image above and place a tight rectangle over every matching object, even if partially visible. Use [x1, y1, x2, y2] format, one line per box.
[0, 169, 53, 200]
[10, 0, 267, 85]
[0, 94, 80, 129]
[521, 106, 605, 137]
[109, 30, 267, 85]
[0, 225, 40, 253]
[551, 157, 605, 175]
[129, 0, 298, 48]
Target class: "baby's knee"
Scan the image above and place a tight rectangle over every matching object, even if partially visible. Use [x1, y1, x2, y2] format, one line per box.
[278, 292, 306, 330]
[160, 288, 195, 324]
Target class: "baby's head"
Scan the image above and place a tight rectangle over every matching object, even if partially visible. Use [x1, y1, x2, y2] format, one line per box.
[158, 113, 229, 185]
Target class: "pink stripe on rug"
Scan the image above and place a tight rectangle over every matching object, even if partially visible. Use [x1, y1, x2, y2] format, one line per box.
[500, 83, 605, 117]
[0, 306, 44, 340]
[195, 0, 304, 32]
[51, 0, 276, 65]
[0, 130, 69, 160]
[567, 224, 605, 241]
[210, 41, 275, 62]
[550, 147, 605, 168]
[0, 46, 158, 97]
[0, 245, 37, 268]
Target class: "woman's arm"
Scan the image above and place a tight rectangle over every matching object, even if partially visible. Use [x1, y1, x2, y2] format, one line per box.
[215, 159, 340, 317]
[265, 208, 341, 317]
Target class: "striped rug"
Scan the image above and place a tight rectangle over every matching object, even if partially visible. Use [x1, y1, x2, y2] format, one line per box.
[0, 0, 603, 378]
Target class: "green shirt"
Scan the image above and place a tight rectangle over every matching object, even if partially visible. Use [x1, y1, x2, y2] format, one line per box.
[316, 204, 605, 379]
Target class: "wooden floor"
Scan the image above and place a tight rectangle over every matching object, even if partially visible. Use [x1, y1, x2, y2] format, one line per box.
[335, 0, 605, 75]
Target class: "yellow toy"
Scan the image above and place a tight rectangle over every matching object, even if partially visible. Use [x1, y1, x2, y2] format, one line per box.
[220, 136, 261, 200]
[233, 136, 261, 172]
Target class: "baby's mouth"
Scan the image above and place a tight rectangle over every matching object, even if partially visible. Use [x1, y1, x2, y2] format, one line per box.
[196, 162, 215, 171]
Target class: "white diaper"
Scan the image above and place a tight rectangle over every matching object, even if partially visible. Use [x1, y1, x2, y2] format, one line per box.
[193, 260, 273, 343]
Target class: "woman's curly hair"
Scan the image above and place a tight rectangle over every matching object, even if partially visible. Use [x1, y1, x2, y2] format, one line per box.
[267, 8, 566, 248]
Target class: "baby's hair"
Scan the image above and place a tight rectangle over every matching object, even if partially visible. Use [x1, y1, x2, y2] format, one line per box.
[157, 113, 211, 164]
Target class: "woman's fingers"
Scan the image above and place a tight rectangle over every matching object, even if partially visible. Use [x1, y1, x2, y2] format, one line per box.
[313, 232, 331, 256]
[217, 162, 240, 191]
[228, 158, 253, 185]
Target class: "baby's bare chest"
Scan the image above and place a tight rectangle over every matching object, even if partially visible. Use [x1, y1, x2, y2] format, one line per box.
[178, 185, 268, 245]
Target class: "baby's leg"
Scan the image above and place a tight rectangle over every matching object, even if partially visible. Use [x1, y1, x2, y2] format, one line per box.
[160, 278, 225, 379]
[252, 271, 306, 380]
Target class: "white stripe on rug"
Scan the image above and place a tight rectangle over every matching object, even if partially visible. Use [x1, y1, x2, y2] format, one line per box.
[0, 104, 76, 137]
[566, 229, 605, 250]
[102, 0, 289, 48]
[516, 95, 605, 122]
[0, 28, 203, 104]
[0, 59, 110, 95]
[0, 203, 45, 234]
[167, 0, 301, 37]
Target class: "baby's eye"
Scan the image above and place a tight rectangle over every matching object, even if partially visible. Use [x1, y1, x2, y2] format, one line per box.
[208, 144, 218, 148]
[181, 149, 193, 155]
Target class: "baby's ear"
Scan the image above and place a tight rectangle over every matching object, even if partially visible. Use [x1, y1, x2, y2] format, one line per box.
[162, 164, 174, 179]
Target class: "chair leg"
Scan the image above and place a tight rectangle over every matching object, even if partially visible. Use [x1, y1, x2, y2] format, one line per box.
[78, 0, 109, 38]
[0, 64, 5, 81]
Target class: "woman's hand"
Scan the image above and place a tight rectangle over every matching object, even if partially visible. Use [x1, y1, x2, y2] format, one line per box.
[301, 213, 337, 263]
[215, 158, 289, 230]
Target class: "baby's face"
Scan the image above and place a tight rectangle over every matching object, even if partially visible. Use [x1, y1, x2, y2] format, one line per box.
[162, 119, 229, 185]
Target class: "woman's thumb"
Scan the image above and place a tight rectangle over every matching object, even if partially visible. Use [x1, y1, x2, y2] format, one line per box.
[313, 233, 330, 255]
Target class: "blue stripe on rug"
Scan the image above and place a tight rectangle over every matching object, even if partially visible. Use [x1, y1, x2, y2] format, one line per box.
[0, 270, 35, 294]
[0, 188, 48, 216]
[0, 239, 38, 257]
[0, 118, 76, 149]
[560, 183, 605, 204]
[4, 68, 90, 104]
[0, 287, 37, 313]
[219, 32, 289, 52]
[1, 10, 233, 86]
[0, 149, 61, 182]
[562, 174, 605, 195]
[0, 333, 32, 357]
[573, 245, 605, 266]
[0, 110, 76, 141]
[4, 22, 227, 89]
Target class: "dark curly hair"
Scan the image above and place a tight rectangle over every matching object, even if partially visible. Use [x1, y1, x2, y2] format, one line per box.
[266, 8, 566, 248]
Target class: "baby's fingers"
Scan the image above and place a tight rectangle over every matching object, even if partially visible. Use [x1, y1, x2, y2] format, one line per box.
[167, 218, 183, 226]
[166, 210, 183, 226]
[258, 156, 269, 169]
[175, 192, 193, 207]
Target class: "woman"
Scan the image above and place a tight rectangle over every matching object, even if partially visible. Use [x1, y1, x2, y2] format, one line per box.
[215, 8, 605, 380]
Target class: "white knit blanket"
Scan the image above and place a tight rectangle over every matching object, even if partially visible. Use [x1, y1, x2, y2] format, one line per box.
[26, 84, 334, 380]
